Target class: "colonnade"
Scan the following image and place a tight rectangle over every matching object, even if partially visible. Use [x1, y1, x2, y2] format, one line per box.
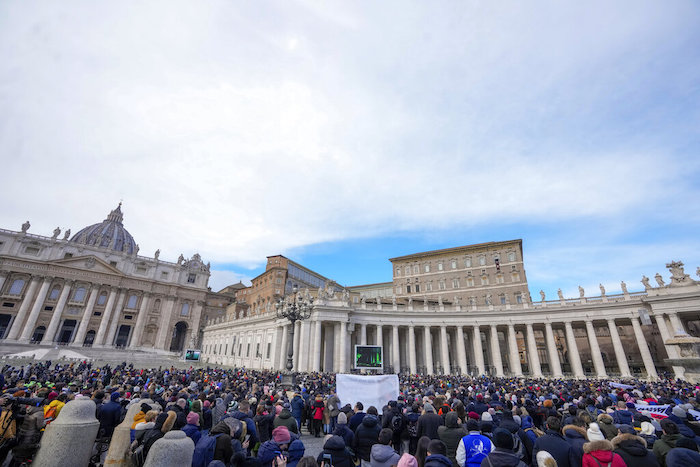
[269, 313, 675, 379]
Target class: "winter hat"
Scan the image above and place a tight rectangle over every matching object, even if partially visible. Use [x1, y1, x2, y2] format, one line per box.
[424, 402, 435, 413]
[481, 412, 493, 422]
[468, 411, 480, 420]
[397, 453, 418, 467]
[587, 423, 605, 441]
[640, 421, 655, 436]
[536, 451, 557, 467]
[492, 428, 514, 450]
[618, 425, 636, 435]
[187, 412, 200, 426]
[337, 412, 347, 425]
[177, 398, 187, 409]
[272, 426, 291, 444]
[110, 392, 120, 402]
[203, 400, 211, 408]
[671, 406, 687, 419]
[625, 402, 635, 409]
[513, 415, 521, 426]
[47, 391, 58, 401]
[141, 403, 151, 414]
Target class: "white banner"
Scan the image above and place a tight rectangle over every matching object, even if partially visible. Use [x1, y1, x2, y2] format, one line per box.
[634, 404, 670, 416]
[609, 382, 635, 390]
[336, 374, 399, 412]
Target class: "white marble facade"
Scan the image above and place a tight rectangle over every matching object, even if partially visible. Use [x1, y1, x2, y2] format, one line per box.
[0, 204, 212, 352]
[202, 261, 700, 381]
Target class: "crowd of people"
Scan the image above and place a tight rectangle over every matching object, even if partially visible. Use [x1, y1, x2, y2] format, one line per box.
[0, 360, 698, 467]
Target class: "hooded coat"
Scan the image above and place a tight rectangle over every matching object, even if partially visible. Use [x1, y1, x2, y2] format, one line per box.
[210, 420, 234, 464]
[596, 414, 618, 440]
[370, 443, 401, 467]
[353, 414, 381, 461]
[480, 448, 528, 467]
[611, 433, 660, 467]
[581, 439, 627, 467]
[424, 453, 453, 467]
[418, 410, 445, 440]
[652, 433, 683, 467]
[273, 409, 298, 434]
[532, 430, 574, 467]
[562, 424, 588, 466]
[316, 435, 352, 467]
[438, 413, 467, 467]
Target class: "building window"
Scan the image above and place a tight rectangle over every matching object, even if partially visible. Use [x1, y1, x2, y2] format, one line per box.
[187, 273, 196, 284]
[405, 266, 410, 275]
[161, 271, 169, 279]
[72, 287, 86, 302]
[266, 342, 272, 359]
[500, 295, 506, 305]
[438, 280, 446, 290]
[481, 276, 488, 286]
[465, 257, 472, 267]
[395, 267, 401, 276]
[406, 285, 411, 293]
[246, 343, 250, 357]
[515, 294, 523, 304]
[451, 260, 457, 269]
[256, 343, 260, 358]
[415, 284, 420, 293]
[152, 299, 161, 312]
[8, 279, 25, 295]
[466, 277, 474, 287]
[136, 266, 147, 274]
[110, 261, 118, 267]
[512, 273, 520, 282]
[64, 253, 73, 259]
[438, 262, 444, 271]
[452, 278, 459, 288]
[24, 246, 40, 256]
[49, 286, 61, 301]
[424, 264, 430, 273]
[127, 294, 138, 309]
[479, 256, 486, 266]
[395, 286, 402, 294]
[413, 265, 419, 274]
[508, 252, 516, 262]
[496, 274, 504, 284]
[426, 282, 433, 291]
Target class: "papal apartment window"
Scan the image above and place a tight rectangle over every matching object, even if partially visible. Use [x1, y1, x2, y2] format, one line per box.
[508, 252, 516, 262]
[413, 265, 419, 274]
[467, 277, 474, 287]
[451, 260, 457, 269]
[516, 294, 523, 304]
[187, 273, 196, 284]
[500, 295, 506, 305]
[465, 257, 472, 267]
[396, 267, 401, 276]
[479, 256, 486, 266]
[396, 286, 402, 294]
[481, 276, 488, 286]
[426, 282, 433, 291]
[424, 264, 430, 273]
[127, 294, 138, 309]
[439, 280, 446, 290]
[497, 275, 504, 284]
[438, 262, 444, 271]
[452, 278, 459, 288]
[512, 272, 520, 282]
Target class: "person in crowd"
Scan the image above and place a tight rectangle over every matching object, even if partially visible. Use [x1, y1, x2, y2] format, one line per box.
[311, 394, 325, 438]
[370, 428, 401, 467]
[653, 419, 685, 467]
[291, 393, 305, 430]
[349, 402, 366, 433]
[424, 439, 452, 467]
[405, 403, 423, 455]
[581, 438, 626, 467]
[456, 419, 492, 467]
[611, 425, 660, 467]
[182, 411, 202, 444]
[438, 412, 466, 467]
[562, 418, 588, 466]
[398, 452, 419, 467]
[416, 436, 432, 467]
[354, 406, 381, 467]
[316, 434, 352, 467]
[532, 417, 573, 467]
[479, 427, 528, 467]
[141, 411, 176, 458]
[418, 403, 444, 440]
[332, 412, 354, 448]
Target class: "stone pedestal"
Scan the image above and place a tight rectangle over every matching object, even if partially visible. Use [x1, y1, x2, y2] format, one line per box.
[143, 430, 195, 467]
[33, 398, 99, 467]
[105, 399, 155, 466]
[664, 333, 700, 383]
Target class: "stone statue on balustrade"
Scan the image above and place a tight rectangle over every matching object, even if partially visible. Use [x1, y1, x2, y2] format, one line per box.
[655, 273, 665, 287]
[342, 289, 349, 302]
[599, 283, 606, 296]
[21, 221, 30, 233]
[407, 297, 412, 306]
[539, 290, 545, 301]
[469, 296, 476, 306]
[578, 286, 585, 298]
[641, 275, 652, 290]
[63, 229, 70, 240]
[177, 254, 185, 265]
[557, 289, 564, 301]
[485, 294, 492, 306]
[360, 296, 366, 305]
[666, 261, 693, 286]
[620, 281, 628, 294]
[438, 295, 443, 306]
[52, 227, 61, 239]
[454, 296, 461, 306]
[391, 295, 396, 306]
[154, 249, 160, 260]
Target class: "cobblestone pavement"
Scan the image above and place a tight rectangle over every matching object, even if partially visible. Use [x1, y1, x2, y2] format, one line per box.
[296, 425, 326, 459]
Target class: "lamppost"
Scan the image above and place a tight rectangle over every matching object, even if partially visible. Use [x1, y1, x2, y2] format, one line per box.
[276, 285, 314, 387]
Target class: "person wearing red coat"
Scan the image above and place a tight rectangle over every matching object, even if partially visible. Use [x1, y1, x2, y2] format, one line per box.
[582, 439, 627, 467]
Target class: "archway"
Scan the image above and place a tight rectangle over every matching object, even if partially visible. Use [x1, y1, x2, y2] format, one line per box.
[31, 326, 46, 343]
[0, 314, 11, 339]
[115, 325, 132, 348]
[169, 321, 188, 352]
[84, 330, 96, 347]
[57, 320, 77, 344]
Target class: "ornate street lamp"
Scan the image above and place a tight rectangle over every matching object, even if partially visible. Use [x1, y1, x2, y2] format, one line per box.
[276, 285, 314, 386]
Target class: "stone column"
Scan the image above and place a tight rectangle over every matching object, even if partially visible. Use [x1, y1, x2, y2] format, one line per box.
[297, 320, 309, 372]
[332, 322, 341, 371]
[18, 276, 53, 343]
[392, 325, 400, 373]
[668, 313, 685, 335]
[339, 321, 347, 373]
[607, 318, 631, 377]
[154, 297, 175, 350]
[129, 293, 151, 348]
[489, 325, 504, 377]
[456, 326, 468, 375]
[44, 280, 73, 343]
[279, 324, 289, 371]
[376, 324, 383, 347]
[472, 325, 485, 375]
[94, 288, 118, 346]
[564, 321, 585, 378]
[440, 326, 450, 374]
[525, 324, 542, 377]
[408, 325, 417, 374]
[105, 290, 127, 346]
[654, 314, 685, 379]
[73, 285, 99, 345]
[0, 272, 7, 294]
[360, 323, 367, 345]
[544, 322, 563, 377]
[585, 320, 607, 378]
[312, 320, 322, 372]
[631, 317, 659, 380]
[6, 276, 42, 340]
[507, 324, 522, 376]
[423, 326, 434, 374]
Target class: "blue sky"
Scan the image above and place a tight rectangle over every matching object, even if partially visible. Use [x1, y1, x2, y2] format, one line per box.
[1, 1, 699, 298]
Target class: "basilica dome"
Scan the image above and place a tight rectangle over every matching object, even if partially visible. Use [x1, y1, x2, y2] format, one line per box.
[69, 203, 137, 254]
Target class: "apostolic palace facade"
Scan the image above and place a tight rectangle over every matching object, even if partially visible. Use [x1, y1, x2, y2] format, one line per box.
[1, 206, 700, 382]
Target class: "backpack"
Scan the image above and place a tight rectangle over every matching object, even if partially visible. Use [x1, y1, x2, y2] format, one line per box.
[192, 433, 223, 467]
[512, 433, 525, 461]
[44, 406, 58, 425]
[407, 418, 418, 438]
[391, 414, 404, 432]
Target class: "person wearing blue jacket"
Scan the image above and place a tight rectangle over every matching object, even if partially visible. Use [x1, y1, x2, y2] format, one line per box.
[456, 419, 492, 467]
[291, 393, 305, 429]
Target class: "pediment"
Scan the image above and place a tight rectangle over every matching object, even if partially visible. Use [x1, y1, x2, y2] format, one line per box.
[50, 255, 124, 275]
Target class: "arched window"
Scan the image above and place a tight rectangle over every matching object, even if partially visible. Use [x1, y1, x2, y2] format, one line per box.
[72, 287, 86, 302]
[8, 279, 25, 295]
[127, 294, 138, 309]
[49, 286, 61, 301]
[97, 292, 108, 306]
[181, 302, 190, 316]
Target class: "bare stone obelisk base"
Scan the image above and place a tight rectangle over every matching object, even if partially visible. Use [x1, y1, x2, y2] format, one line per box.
[665, 333, 700, 383]
[105, 399, 156, 466]
[144, 430, 195, 467]
[33, 398, 99, 467]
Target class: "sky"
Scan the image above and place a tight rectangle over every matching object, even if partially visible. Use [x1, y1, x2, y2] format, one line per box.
[1, 1, 699, 299]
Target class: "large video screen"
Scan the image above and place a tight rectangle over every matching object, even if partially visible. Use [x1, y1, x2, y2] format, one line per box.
[354, 345, 383, 369]
[184, 349, 201, 361]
